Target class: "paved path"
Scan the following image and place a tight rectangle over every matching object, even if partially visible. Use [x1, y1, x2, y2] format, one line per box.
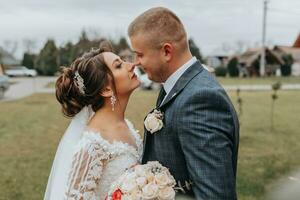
[1, 76, 300, 102]
[224, 84, 300, 91]
[1, 76, 56, 101]
[266, 170, 300, 200]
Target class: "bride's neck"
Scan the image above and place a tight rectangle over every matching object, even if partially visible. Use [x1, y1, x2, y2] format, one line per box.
[91, 95, 129, 124]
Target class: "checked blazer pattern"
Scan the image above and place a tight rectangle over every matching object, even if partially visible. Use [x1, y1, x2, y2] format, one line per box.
[142, 61, 239, 200]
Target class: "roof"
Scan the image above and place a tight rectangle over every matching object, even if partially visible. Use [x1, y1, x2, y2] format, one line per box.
[238, 48, 261, 66]
[0, 47, 20, 65]
[238, 48, 284, 66]
[274, 45, 300, 61]
[293, 33, 300, 48]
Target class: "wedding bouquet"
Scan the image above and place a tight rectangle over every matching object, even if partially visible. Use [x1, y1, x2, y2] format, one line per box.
[106, 161, 176, 200]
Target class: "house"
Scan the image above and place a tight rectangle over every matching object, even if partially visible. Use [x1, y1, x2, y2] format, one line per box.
[273, 45, 300, 76]
[205, 49, 231, 69]
[237, 48, 284, 77]
[0, 47, 20, 67]
[271, 33, 300, 76]
[293, 33, 300, 48]
[206, 55, 230, 70]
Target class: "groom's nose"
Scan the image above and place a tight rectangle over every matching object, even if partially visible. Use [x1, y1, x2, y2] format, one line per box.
[134, 55, 141, 65]
[133, 59, 141, 66]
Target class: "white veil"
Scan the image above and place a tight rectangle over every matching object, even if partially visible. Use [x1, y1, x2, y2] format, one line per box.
[44, 106, 94, 200]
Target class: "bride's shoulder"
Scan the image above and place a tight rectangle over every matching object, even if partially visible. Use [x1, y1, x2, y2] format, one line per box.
[74, 131, 110, 154]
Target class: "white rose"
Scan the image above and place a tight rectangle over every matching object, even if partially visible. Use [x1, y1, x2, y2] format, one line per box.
[154, 172, 171, 188]
[136, 176, 147, 188]
[135, 165, 147, 177]
[158, 186, 175, 200]
[145, 172, 155, 183]
[142, 182, 159, 199]
[120, 179, 138, 193]
[144, 113, 163, 133]
[129, 190, 142, 199]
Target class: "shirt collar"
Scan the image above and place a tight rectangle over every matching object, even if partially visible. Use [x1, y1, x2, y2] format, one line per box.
[162, 56, 197, 94]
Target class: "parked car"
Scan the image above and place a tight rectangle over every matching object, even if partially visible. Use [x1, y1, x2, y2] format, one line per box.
[134, 68, 162, 90]
[134, 68, 154, 90]
[5, 66, 37, 77]
[0, 74, 10, 99]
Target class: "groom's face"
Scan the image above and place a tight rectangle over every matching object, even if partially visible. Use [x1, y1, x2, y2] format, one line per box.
[130, 35, 166, 83]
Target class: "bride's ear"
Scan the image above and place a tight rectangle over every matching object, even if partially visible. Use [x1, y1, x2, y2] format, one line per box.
[100, 86, 114, 98]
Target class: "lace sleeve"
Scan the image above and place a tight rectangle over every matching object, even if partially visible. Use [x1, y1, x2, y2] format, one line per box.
[64, 141, 110, 200]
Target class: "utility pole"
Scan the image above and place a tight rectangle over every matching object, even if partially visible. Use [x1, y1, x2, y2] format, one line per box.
[260, 0, 269, 76]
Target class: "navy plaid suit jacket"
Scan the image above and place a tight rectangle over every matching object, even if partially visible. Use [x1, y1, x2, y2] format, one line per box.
[142, 61, 239, 200]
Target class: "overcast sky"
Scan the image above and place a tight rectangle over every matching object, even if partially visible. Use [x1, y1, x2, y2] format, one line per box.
[1, 0, 300, 58]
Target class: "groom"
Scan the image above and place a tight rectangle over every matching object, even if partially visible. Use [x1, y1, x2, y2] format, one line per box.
[128, 7, 239, 200]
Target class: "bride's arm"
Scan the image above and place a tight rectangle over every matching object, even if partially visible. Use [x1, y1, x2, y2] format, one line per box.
[65, 141, 110, 199]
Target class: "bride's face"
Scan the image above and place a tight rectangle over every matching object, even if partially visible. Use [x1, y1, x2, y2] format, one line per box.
[103, 52, 140, 96]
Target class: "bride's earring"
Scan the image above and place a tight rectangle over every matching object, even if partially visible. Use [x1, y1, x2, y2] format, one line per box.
[110, 94, 117, 111]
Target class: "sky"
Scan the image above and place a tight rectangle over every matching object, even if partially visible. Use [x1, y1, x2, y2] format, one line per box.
[0, 0, 300, 59]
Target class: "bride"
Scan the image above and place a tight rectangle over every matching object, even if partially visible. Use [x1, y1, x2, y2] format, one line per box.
[44, 41, 143, 200]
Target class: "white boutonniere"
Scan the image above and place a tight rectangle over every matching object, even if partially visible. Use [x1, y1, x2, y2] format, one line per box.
[144, 109, 164, 134]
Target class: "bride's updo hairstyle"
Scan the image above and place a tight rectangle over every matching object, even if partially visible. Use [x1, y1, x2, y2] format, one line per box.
[56, 41, 116, 117]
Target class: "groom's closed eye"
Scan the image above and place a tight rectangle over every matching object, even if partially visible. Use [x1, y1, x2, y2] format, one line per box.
[133, 51, 143, 58]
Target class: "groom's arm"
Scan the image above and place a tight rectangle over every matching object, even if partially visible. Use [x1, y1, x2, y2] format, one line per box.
[177, 88, 237, 200]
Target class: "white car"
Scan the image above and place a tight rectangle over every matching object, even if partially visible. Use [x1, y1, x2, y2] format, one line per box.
[6, 66, 37, 77]
[134, 68, 162, 90]
[134, 68, 153, 89]
[0, 74, 10, 99]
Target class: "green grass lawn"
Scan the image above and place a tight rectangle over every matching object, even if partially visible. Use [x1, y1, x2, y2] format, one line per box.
[46, 76, 300, 89]
[216, 76, 300, 85]
[0, 90, 300, 200]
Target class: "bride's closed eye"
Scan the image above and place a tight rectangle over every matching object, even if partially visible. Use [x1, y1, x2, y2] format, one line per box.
[116, 62, 122, 69]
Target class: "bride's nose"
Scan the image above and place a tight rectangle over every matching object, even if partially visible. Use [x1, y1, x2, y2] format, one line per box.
[126, 62, 135, 72]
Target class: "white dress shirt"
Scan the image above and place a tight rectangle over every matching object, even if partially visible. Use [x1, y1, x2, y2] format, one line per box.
[161, 56, 197, 105]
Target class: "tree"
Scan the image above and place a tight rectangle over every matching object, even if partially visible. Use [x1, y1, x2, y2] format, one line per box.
[21, 53, 35, 69]
[69, 30, 97, 61]
[58, 42, 74, 67]
[188, 38, 203, 62]
[115, 37, 129, 54]
[227, 57, 239, 77]
[252, 58, 260, 77]
[35, 39, 58, 75]
[215, 66, 227, 77]
[280, 54, 293, 76]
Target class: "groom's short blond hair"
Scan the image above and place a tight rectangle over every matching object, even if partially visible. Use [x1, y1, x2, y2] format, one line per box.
[128, 7, 188, 51]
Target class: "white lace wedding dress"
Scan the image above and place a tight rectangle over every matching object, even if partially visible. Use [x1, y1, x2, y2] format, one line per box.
[63, 119, 143, 200]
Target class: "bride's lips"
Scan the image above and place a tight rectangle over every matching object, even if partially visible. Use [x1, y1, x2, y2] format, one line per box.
[131, 73, 137, 79]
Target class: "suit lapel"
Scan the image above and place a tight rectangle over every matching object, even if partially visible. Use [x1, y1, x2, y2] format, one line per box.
[142, 61, 204, 160]
[158, 61, 204, 108]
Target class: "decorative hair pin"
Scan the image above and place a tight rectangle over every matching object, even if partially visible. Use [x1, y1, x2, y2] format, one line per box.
[81, 48, 101, 59]
[74, 71, 86, 95]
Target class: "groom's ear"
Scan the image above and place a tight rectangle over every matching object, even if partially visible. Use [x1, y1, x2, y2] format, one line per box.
[161, 43, 173, 62]
[100, 85, 114, 98]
